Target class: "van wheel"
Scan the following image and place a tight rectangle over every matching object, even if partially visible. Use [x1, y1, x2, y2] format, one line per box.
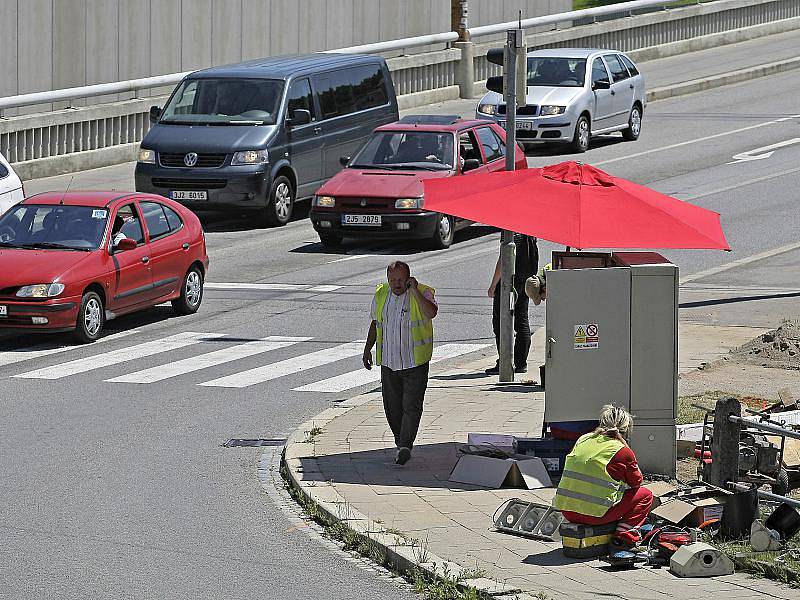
[319, 233, 343, 247]
[622, 105, 642, 141]
[172, 266, 204, 315]
[74, 291, 104, 343]
[429, 214, 454, 249]
[570, 116, 590, 153]
[264, 175, 294, 226]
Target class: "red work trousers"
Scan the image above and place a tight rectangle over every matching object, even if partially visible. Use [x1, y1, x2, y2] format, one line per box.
[561, 486, 654, 544]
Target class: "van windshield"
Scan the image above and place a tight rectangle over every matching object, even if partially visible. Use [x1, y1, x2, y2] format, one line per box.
[160, 78, 284, 125]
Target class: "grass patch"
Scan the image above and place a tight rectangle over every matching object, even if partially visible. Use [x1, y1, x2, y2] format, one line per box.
[303, 425, 324, 443]
[677, 391, 773, 424]
[715, 540, 800, 588]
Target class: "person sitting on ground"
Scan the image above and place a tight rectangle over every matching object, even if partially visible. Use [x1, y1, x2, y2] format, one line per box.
[553, 405, 653, 551]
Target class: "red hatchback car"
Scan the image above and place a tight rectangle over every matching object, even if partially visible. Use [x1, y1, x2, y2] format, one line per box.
[0, 191, 209, 342]
[310, 115, 527, 249]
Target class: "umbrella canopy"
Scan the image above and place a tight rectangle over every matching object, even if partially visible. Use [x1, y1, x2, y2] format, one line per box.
[422, 161, 730, 250]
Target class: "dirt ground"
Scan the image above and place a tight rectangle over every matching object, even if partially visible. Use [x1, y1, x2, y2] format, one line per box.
[679, 320, 800, 404]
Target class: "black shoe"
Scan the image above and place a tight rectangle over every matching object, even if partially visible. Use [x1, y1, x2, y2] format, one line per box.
[515, 365, 528, 374]
[485, 364, 499, 375]
[395, 447, 411, 465]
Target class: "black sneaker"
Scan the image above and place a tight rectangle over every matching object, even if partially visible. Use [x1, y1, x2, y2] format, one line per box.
[395, 447, 411, 465]
[515, 365, 528, 374]
[484, 364, 500, 375]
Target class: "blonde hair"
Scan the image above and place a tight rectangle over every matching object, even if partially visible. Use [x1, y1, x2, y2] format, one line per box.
[595, 404, 634, 438]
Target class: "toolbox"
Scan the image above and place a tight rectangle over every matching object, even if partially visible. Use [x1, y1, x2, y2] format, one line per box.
[559, 522, 617, 558]
[515, 438, 575, 479]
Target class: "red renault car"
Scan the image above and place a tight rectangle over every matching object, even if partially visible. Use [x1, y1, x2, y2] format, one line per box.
[309, 115, 527, 249]
[0, 191, 208, 342]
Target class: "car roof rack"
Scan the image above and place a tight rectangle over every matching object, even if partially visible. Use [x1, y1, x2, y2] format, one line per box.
[398, 115, 462, 125]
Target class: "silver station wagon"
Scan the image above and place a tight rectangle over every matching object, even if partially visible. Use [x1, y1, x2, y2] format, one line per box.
[475, 48, 646, 152]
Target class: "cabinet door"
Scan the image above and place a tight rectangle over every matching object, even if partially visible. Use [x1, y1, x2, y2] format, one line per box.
[544, 267, 631, 423]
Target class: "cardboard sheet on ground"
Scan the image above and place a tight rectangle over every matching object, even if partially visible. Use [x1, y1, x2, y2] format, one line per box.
[449, 454, 553, 489]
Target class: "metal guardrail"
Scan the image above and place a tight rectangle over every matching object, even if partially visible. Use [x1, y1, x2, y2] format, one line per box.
[1, 0, 798, 176]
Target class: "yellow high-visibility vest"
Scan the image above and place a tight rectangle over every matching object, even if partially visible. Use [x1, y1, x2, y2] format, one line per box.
[374, 283, 434, 366]
[553, 433, 626, 518]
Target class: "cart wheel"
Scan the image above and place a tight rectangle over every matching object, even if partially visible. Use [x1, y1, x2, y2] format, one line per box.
[772, 468, 790, 497]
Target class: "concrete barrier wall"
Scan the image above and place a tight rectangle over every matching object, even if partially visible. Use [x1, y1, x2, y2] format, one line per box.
[0, 0, 572, 116]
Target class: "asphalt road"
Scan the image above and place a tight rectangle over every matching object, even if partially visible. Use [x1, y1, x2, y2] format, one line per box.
[3, 34, 800, 599]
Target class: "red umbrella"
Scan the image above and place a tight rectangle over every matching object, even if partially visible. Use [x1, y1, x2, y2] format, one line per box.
[423, 161, 730, 250]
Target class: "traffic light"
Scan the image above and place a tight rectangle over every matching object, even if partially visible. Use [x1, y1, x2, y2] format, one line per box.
[485, 44, 527, 107]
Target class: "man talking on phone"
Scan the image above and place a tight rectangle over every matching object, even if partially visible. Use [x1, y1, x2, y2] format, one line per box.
[363, 261, 438, 465]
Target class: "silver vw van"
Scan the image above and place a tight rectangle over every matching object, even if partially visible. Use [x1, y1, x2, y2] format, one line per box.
[135, 54, 398, 225]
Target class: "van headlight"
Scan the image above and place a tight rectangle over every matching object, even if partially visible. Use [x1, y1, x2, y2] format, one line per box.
[477, 103, 497, 116]
[231, 150, 268, 165]
[395, 197, 423, 209]
[137, 148, 156, 164]
[313, 196, 336, 207]
[540, 105, 566, 116]
[17, 283, 65, 298]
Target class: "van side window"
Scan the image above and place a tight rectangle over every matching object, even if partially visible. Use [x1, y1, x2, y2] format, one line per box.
[287, 78, 315, 121]
[316, 71, 356, 120]
[352, 65, 388, 111]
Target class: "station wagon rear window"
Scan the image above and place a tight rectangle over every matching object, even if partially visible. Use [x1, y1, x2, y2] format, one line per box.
[160, 78, 284, 125]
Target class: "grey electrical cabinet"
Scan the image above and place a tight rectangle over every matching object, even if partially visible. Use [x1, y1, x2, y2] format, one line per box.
[544, 252, 678, 476]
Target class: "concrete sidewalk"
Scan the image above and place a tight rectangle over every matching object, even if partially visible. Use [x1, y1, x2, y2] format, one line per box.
[282, 321, 800, 599]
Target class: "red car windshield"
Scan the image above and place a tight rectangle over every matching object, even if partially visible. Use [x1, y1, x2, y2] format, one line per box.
[0, 204, 108, 251]
[350, 131, 455, 171]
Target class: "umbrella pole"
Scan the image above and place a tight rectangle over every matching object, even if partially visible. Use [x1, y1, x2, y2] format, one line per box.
[498, 27, 524, 383]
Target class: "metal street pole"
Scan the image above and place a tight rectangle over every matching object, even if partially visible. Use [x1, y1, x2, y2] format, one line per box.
[498, 28, 524, 383]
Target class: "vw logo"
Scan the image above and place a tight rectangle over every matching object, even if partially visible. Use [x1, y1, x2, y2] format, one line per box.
[184, 152, 198, 167]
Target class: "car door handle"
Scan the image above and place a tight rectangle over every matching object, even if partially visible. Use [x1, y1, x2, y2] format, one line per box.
[610, 90, 615, 95]
[141, 256, 150, 264]
[313, 126, 322, 134]
[182, 243, 190, 250]
[629, 84, 634, 89]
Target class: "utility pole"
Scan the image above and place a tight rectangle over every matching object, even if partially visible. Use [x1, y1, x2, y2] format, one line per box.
[487, 29, 526, 382]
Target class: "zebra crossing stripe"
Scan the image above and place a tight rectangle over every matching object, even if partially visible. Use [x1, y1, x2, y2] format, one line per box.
[13, 332, 224, 380]
[292, 343, 490, 393]
[199, 340, 365, 389]
[0, 329, 139, 367]
[105, 336, 312, 384]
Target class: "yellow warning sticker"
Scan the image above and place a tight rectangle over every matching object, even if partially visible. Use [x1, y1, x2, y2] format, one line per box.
[574, 323, 599, 350]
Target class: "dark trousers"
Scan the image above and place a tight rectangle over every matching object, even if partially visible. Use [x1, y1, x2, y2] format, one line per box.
[492, 280, 531, 369]
[380, 362, 430, 450]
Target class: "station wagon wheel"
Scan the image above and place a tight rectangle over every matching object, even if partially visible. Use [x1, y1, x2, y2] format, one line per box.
[172, 266, 204, 315]
[264, 175, 294, 226]
[622, 104, 642, 141]
[430, 213, 454, 250]
[570, 115, 590, 153]
[74, 291, 104, 343]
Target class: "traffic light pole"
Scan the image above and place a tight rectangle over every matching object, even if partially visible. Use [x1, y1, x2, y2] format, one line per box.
[498, 28, 524, 383]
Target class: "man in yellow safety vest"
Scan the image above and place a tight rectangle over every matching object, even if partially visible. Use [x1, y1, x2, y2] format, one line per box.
[553, 405, 654, 550]
[363, 261, 438, 465]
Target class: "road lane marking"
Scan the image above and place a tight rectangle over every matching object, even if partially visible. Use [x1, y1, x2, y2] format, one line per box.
[13, 332, 224, 380]
[680, 241, 800, 285]
[105, 336, 311, 384]
[199, 340, 365, 388]
[0, 329, 138, 367]
[293, 343, 491, 393]
[681, 165, 800, 201]
[205, 282, 342, 293]
[594, 113, 800, 167]
[729, 138, 800, 163]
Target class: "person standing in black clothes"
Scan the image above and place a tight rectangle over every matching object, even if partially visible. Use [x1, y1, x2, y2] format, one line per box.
[486, 233, 538, 374]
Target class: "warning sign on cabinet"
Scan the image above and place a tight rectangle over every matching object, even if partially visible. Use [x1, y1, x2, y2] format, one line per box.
[574, 323, 599, 350]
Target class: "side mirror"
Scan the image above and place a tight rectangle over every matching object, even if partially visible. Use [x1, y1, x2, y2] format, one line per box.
[462, 158, 481, 173]
[287, 109, 311, 126]
[339, 155, 351, 167]
[114, 238, 137, 252]
[592, 79, 610, 91]
[149, 105, 162, 124]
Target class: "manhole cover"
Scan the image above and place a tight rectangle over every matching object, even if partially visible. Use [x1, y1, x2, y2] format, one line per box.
[223, 438, 286, 447]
